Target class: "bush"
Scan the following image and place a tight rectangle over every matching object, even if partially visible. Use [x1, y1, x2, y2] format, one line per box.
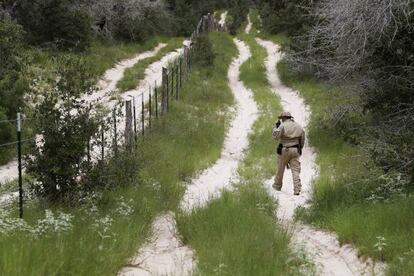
[227, 0, 249, 35]
[16, 0, 92, 51]
[258, 0, 316, 36]
[193, 34, 215, 67]
[0, 19, 28, 163]
[89, 0, 173, 42]
[26, 55, 100, 202]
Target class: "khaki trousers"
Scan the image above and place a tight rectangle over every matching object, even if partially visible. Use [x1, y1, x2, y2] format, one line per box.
[274, 147, 301, 193]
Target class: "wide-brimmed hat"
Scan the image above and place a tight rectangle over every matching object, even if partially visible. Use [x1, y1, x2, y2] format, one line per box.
[278, 111, 293, 119]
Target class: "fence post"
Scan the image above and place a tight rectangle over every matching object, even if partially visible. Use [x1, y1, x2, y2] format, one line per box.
[87, 137, 91, 165]
[176, 62, 179, 100]
[149, 86, 152, 129]
[133, 97, 137, 142]
[166, 68, 170, 112]
[179, 57, 183, 88]
[101, 121, 105, 161]
[184, 46, 189, 81]
[161, 67, 168, 114]
[171, 65, 175, 97]
[141, 94, 145, 138]
[125, 100, 133, 149]
[113, 108, 118, 156]
[16, 112, 23, 219]
[155, 81, 158, 119]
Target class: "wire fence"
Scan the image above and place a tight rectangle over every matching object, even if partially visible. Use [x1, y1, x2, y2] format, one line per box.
[0, 13, 225, 218]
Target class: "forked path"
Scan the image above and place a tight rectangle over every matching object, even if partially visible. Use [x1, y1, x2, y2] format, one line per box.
[0, 43, 168, 187]
[256, 37, 384, 276]
[119, 39, 258, 275]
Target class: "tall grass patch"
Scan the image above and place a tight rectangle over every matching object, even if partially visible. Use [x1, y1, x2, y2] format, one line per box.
[116, 37, 185, 92]
[176, 14, 312, 275]
[0, 32, 236, 275]
[278, 59, 414, 274]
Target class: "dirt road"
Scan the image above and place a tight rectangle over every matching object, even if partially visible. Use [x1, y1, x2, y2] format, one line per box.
[256, 37, 384, 276]
[119, 38, 258, 276]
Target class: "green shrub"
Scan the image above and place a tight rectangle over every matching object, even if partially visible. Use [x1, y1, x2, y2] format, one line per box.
[0, 19, 28, 164]
[193, 34, 215, 67]
[16, 0, 92, 51]
[26, 55, 100, 202]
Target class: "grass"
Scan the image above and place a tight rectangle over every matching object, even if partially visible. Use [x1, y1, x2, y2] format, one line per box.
[0, 32, 235, 276]
[176, 12, 314, 275]
[248, 9, 290, 47]
[0, 37, 164, 166]
[277, 57, 414, 275]
[116, 37, 185, 92]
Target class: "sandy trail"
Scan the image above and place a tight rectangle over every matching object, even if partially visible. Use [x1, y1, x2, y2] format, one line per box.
[0, 43, 167, 187]
[0, 161, 18, 186]
[86, 41, 191, 162]
[84, 43, 167, 104]
[119, 39, 258, 275]
[0, 42, 188, 205]
[245, 14, 252, 34]
[256, 37, 384, 275]
[218, 11, 228, 27]
[181, 39, 258, 210]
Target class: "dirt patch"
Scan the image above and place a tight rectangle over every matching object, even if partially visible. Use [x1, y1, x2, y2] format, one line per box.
[120, 39, 259, 275]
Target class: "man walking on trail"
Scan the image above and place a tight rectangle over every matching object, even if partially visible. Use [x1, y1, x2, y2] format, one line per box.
[272, 111, 305, 195]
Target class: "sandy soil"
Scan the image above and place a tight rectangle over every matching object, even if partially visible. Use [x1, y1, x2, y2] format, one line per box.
[0, 161, 18, 186]
[118, 212, 195, 276]
[256, 37, 385, 276]
[0, 42, 189, 205]
[84, 43, 167, 105]
[181, 39, 258, 210]
[119, 39, 259, 275]
[245, 14, 252, 34]
[0, 44, 167, 187]
[219, 11, 228, 27]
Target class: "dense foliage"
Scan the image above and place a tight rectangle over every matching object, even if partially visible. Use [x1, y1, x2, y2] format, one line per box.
[260, 0, 414, 185]
[258, 0, 316, 36]
[26, 56, 100, 202]
[0, 19, 28, 163]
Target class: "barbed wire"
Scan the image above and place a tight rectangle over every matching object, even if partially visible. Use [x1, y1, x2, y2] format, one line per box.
[0, 138, 37, 148]
[0, 119, 17, 124]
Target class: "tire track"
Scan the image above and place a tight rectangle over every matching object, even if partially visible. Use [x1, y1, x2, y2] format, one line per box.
[119, 38, 259, 275]
[256, 37, 385, 276]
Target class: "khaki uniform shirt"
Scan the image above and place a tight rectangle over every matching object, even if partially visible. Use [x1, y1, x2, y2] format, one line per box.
[272, 119, 305, 148]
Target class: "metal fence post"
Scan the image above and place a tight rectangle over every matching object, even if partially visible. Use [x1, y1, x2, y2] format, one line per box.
[161, 67, 168, 114]
[101, 121, 105, 161]
[17, 112, 23, 219]
[133, 97, 137, 142]
[125, 100, 133, 149]
[176, 62, 179, 100]
[87, 137, 91, 165]
[179, 57, 183, 88]
[171, 66, 175, 97]
[149, 86, 152, 129]
[155, 80, 158, 119]
[141, 94, 145, 137]
[166, 69, 170, 112]
[113, 108, 118, 156]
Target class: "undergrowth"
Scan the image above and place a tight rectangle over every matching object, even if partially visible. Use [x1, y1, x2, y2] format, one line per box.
[116, 37, 185, 92]
[278, 59, 414, 275]
[176, 12, 315, 275]
[0, 32, 234, 276]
